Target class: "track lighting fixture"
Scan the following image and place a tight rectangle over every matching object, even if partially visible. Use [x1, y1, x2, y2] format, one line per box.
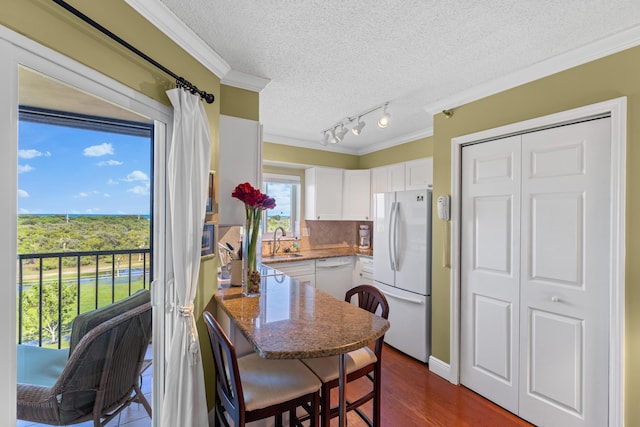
[321, 131, 329, 146]
[319, 102, 390, 145]
[336, 124, 348, 141]
[352, 117, 366, 135]
[377, 103, 390, 128]
[328, 128, 339, 144]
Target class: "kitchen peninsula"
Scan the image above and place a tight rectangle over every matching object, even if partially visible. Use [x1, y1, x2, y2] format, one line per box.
[214, 272, 390, 427]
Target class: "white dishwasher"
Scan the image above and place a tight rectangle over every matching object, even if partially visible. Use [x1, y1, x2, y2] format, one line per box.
[315, 256, 354, 300]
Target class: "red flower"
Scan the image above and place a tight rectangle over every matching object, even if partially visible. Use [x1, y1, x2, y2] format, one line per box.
[231, 182, 276, 210]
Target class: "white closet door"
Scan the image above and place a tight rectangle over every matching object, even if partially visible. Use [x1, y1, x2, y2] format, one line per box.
[518, 118, 611, 427]
[460, 135, 522, 413]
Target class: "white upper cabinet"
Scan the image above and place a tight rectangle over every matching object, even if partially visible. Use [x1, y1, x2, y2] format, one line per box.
[405, 158, 433, 190]
[218, 115, 262, 225]
[371, 163, 405, 193]
[342, 169, 371, 220]
[305, 167, 343, 220]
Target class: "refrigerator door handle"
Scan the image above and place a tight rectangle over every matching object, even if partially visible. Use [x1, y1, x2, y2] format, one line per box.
[379, 289, 424, 305]
[392, 201, 400, 270]
[388, 201, 397, 271]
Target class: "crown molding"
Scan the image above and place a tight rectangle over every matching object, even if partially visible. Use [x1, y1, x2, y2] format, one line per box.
[221, 69, 271, 92]
[424, 24, 640, 116]
[125, 0, 266, 92]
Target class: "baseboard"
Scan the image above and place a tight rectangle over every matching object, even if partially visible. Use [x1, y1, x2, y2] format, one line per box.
[428, 355, 451, 381]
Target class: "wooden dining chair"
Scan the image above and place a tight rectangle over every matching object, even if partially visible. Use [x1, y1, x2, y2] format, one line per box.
[301, 284, 390, 427]
[203, 311, 321, 427]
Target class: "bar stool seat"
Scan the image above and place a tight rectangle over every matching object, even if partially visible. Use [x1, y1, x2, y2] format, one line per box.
[301, 347, 377, 383]
[238, 352, 322, 412]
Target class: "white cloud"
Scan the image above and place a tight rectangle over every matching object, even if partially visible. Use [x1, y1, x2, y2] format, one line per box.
[75, 190, 100, 198]
[18, 189, 29, 198]
[18, 164, 34, 174]
[83, 143, 114, 157]
[124, 170, 149, 182]
[107, 178, 119, 185]
[19, 208, 30, 214]
[128, 184, 150, 196]
[104, 193, 111, 198]
[98, 159, 123, 167]
[18, 149, 50, 159]
[85, 208, 101, 214]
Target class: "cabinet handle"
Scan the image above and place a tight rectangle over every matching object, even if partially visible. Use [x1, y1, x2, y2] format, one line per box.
[551, 296, 560, 303]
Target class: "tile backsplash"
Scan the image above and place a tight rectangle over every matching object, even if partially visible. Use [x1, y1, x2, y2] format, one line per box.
[261, 220, 373, 254]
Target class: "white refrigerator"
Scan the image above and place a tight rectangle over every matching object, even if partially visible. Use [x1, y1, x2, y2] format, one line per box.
[373, 189, 432, 362]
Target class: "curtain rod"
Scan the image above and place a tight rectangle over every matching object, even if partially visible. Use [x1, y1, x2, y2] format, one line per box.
[52, 0, 215, 104]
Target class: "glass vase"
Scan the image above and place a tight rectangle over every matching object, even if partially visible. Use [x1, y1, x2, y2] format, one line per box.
[242, 216, 262, 296]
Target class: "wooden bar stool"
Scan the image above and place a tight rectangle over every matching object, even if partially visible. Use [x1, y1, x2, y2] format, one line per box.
[204, 311, 321, 427]
[302, 285, 390, 427]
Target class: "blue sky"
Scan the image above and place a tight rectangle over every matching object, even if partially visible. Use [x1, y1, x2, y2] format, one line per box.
[18, 121, 151, 215]
[264, 182, 291, 217]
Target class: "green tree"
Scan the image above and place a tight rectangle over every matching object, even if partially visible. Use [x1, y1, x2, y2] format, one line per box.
[22, 281, 78, 345]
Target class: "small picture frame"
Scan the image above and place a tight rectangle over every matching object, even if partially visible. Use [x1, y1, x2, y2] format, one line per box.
[201, 223, 215, 257]
[206, 171, 215, 215]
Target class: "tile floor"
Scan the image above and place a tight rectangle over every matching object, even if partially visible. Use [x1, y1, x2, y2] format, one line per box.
[17, 347, 152, 427]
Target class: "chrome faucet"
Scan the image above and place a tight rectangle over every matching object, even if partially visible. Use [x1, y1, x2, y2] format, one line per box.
[272, 226, 286, 256]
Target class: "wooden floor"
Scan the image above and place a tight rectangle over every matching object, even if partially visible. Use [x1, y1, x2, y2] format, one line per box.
[329, 344, 533, 427]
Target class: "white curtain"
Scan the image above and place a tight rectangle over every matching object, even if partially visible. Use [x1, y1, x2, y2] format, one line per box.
[160, 88, 211, 427]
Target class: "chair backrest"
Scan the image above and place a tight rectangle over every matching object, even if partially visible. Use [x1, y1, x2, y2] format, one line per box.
[54, 302, 152, 424]
[204, 311, 245, 425]
[345, 285, 390, 355]
[69, 289, 151, 356]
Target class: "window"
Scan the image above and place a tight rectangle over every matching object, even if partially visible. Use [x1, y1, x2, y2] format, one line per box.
[262, 173, 300, 239]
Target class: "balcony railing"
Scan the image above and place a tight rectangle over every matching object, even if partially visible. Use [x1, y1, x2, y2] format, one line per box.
[17, 248, 151, 348]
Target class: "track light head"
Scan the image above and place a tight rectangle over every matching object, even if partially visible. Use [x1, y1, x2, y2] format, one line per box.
[329, 128, 339, 144]
[336, 124, 348, 141]
[352, 118, 366, 135]
[321, 131, 329, 146]
[377, 104, 390, 128]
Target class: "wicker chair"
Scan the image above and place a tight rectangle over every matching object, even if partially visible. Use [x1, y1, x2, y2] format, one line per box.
[17, 301, 152, 426]
[302, 285, 390, 427]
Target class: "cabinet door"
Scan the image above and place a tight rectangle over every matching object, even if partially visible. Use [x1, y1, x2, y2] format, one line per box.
[371, 166, 389, 194]
[305, 167, 343, 220]
[219, 115, 262, 225]
[388, 163, 405, 191]
[405, 158, 433, 190]
[342, 170, 371, 220]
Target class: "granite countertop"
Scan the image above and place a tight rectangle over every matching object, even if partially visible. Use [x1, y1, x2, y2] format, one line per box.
[215, 275, 389, 359]
[262, 247, 373, 264]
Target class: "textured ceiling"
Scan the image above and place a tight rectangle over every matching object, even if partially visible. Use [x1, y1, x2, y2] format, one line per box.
[158, 0, 640, 154]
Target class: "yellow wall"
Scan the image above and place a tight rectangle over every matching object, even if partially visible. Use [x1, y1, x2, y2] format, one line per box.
[431, 44, 640, 424]
[0, 0, 225, 410]
[221, 84, 259, 120]
[359, 135, 433, 168]
[263, 141, 360, 169]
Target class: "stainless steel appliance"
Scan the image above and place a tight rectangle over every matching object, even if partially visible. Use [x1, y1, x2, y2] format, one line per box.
[358, 224, 370, 250]
[373, 189, 432, 362]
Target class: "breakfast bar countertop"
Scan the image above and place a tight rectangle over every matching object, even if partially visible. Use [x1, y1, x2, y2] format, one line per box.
[214, 275, 389, 360]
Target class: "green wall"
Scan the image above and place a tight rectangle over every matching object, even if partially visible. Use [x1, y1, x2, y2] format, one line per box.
[0, 0, 225, 411]
[431, 44, 640, 424]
